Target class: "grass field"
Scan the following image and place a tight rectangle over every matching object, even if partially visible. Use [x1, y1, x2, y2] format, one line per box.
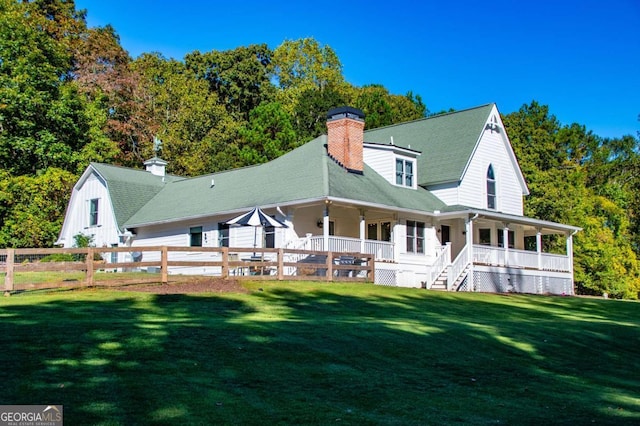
[1, 281, 638, 425]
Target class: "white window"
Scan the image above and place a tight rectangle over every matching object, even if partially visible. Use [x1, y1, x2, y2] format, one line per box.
[367, 221, 392, 242]
[395, 158, 414, 187]
[218, 223, 230, 247]
[190, 226, 203, 247]
[487, 165, 496, 210]
[406, 220, 425, 253]
[498, 229, 515, 249]
[89, 198, 99, 226]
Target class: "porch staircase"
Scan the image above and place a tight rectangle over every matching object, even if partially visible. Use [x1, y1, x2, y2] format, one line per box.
[428, 266, 469, 291]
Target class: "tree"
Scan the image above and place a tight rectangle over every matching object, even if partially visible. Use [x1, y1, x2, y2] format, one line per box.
[0, 168, 76, 247]
[132, 53, 240, 175]
[389, 91, 427, 122]
[292, 87, 348, 142]
[504, 101, 640, 298]
[353, 85, 427, 130]
[237, 102, 297, 165]
[353, 85, 394, 129]
[272, 38, 343, 91]
[185, 45, 275, 121]
[0, 0, 89, 175]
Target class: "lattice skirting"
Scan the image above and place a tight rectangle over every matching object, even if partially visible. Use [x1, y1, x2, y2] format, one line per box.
[375, 268, 397, 286]
[473, 271, 572, 295]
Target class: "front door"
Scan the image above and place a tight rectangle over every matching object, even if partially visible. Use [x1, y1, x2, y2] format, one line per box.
[441, 225, 450, 244]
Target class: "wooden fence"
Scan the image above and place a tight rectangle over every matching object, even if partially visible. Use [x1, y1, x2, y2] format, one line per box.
[0, 246, 375, 294]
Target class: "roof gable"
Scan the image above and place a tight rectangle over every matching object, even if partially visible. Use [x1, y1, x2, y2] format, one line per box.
[89, 163, 183, 229]
[364, 104, 495, 186]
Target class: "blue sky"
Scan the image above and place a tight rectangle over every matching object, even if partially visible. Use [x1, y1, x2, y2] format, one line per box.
[75, 0, 639, 139]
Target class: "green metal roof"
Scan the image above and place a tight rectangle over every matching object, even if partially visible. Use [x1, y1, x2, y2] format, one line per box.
[364, 104, 494, 186]
[121, 136, 445, 227]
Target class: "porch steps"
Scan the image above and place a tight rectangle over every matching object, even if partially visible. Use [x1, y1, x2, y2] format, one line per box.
[428, 266, 470, 291]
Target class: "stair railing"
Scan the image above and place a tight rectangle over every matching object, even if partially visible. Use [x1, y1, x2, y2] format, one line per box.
[448, 247, 470, 291]
[426, 243, 451, 289]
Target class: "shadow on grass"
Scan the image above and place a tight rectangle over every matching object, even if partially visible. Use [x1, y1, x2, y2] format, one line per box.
[0, 285, 638, 425]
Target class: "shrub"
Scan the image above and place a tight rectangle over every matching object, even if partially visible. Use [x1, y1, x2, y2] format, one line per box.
[40, 253, 75, 262]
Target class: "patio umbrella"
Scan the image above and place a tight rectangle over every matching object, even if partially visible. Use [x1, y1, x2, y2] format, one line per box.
[225, 206, 287, 251]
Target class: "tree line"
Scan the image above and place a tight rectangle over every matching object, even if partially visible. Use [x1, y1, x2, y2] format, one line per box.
[1, 0, 638, 298]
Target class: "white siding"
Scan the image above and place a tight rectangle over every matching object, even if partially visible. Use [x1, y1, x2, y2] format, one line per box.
[427, 182, 459, 206]
[459, 127, 524, 215]
[363, 146, 396, 184]
[425, 107, 527, 216]
[363, 144, 419, 188]
[58, 171, 120, 248]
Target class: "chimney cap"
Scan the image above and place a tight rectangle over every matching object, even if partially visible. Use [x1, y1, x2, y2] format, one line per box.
[326, 106, 365, 121]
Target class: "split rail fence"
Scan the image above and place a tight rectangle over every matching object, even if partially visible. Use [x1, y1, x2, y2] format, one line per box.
[0, 246, 374, 293]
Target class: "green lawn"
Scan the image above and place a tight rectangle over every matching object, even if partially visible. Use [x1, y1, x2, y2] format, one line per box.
[1, 282, 638, 425]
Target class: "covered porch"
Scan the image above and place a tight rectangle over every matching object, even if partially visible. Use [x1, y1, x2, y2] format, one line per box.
[423, 210, 579, 292]
[274, 202, 579, 292]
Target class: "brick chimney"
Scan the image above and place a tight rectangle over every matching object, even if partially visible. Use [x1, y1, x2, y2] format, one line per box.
[326, 106, 365, 173]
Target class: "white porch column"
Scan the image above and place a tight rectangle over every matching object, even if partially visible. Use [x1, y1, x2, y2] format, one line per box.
[393, 219, 401, 263]
[536, 229, 543, 270]
[359, 210, 365, 254]
[567, 232, 575, 293]
[323, 203, 330, 251]
[503, 225, 510, 267]
[465, 216, 474, 291]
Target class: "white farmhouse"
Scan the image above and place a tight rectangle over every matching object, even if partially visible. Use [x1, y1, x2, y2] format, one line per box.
[57, 104, 580, 293]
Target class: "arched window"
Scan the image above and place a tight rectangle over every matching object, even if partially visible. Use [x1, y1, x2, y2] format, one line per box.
[487, 165, 496, 210]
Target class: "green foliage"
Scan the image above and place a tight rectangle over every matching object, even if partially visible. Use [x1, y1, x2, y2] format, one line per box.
[292, 87, 348, 141]
[185, 44, 275, 121]
[40, 253, 75, 262]
[238, 101, 297, 165]
[352, 85, 427, 129]
[272, 38, 343, 91]
[132, 53, 241, 175]
[0, 168, 76, 248]
[504, 101, 640, 298]
[72, 232, 95, 248]
[0, 0, 89, 175]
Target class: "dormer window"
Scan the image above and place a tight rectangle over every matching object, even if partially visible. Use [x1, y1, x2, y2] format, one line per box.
[395, 158, 414, 187]
[487, 165, 496, 210]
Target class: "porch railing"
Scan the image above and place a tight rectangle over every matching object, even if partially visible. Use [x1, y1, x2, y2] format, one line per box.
[306, 236, 394, 261]
[472, 245, 570, 272]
